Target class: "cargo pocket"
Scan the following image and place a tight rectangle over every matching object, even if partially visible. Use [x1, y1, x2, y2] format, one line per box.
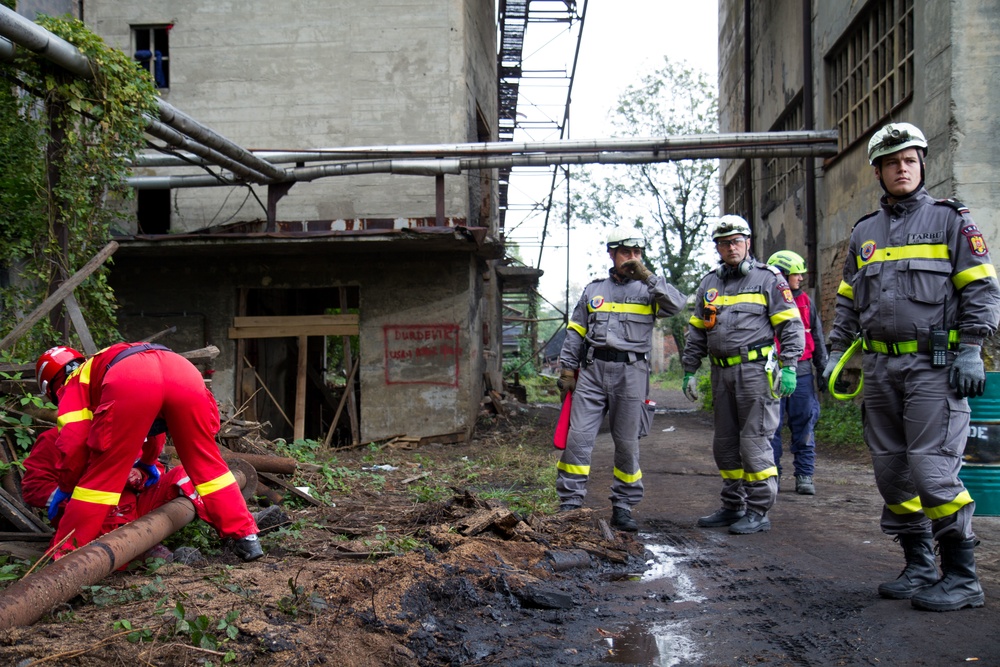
[638, 400, 656, 439]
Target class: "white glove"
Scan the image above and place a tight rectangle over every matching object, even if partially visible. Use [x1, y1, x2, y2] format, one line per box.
[682, 373, 699, 402]
[822, 350, 844, 387]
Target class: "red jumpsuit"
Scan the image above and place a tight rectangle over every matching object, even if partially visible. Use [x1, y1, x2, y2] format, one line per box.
[49, 343, 257, 558]
[22, 429, 202, 542]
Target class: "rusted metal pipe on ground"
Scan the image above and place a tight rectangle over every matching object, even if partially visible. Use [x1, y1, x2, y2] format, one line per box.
[0, 469, 247, 630]
[164, 446, 298, 475]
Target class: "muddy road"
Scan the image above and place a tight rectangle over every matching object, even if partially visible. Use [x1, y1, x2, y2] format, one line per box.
[508, 388, 1000, 666]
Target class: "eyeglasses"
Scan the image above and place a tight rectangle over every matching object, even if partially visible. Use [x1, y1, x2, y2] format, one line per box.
[715, 237, 746, 248]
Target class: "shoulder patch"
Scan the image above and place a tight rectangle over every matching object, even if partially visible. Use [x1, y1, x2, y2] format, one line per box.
[961, 224, 990, 256]
[851, 210, 878, 231]
[936, 198, 971, 215]
[777, 281, 795, 304]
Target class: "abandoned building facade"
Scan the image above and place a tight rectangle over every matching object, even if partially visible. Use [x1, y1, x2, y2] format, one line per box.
[68, 0, 505, 444]
[718, 0, 1000, 331]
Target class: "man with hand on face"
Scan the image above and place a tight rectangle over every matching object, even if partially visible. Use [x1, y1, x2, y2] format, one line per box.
[555, 226, 686, 532]
[682, 216, 804, 534]
[825, 122, 1000, 612]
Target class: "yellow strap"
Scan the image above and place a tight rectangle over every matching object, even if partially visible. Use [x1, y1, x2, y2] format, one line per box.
[953, 263, 998, 290]
[719, 468, 743, 480]
[557, 461, 590, 476]
[587, 301, 655, 315]
[195, 470, 238, 497]
[57, 408, 94, 430]
[567, 321, 586, 337]
[71, 487, 121, 506]
[829, 338, 864, 400]
[886, 495, 924, 515]
[837, 280, 854, 300]
[923, 490, 974, 520]
[855, 243, 950, 268]
[613, 467, 642, 484]
[710, 346, 773, 368]
[744, 466, 778, 482]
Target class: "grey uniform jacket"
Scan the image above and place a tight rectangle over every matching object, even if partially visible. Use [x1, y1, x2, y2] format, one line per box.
[683, 261, 805, 371]
[559, 269, 687, 369]
[830, 187, 1000, 350]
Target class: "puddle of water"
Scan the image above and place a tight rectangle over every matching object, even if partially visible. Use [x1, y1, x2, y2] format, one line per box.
[637, 539, 706, 603]
[601, 620, 701, 667]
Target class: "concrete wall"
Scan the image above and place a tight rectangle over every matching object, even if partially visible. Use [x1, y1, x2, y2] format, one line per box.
[110, 242, 487, 441]
[719, 0, 1000, 334]
[84, 0, 496, 231]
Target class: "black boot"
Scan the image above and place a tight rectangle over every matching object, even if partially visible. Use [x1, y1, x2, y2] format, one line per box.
[878, 534, 938, 599]
[911, 538, 985, 611]
[610, 507, 638, 532]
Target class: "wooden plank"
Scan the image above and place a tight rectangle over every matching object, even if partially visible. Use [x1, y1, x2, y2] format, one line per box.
[294, 335, 307, 441]
[62, 293, 97, 355]
[322, 360, 359, 449]
[229, 323, 359, 339]
[233, 314, 359, 328]
[339, 289, 360, 445]
[0, 240, 119, 352]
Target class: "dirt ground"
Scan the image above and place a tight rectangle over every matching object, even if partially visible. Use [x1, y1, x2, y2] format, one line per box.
[2, 387, 1000, 666]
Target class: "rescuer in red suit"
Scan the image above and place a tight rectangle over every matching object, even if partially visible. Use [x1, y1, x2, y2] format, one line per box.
[35, 343, 262, 561]
[22, 429, 208, 557]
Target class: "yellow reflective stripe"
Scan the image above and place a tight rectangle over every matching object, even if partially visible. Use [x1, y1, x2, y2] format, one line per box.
[710, 293, 767, 307]
[770, 308, 800, 326]
[838, 280, 854, 300]
[588, 301, 655, 315]
[923, 490, 974, 520]
[71, 487, 121, 506]
[856, 243, 950, 268]
[719, 468, 743, 480]
[613, 467, 642, 484]
[744, 466, 778, 482]
[567, 321, 586, 337]
[196, 471, 238, 497]
[557, 461, 590, 476]
[57, 408, 94, 430]
[688, 315, 706, 330]
[886, 495, 923, 515]
[953, 263, 998, 290]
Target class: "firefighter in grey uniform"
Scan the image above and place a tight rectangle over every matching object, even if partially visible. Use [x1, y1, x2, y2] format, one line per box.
[556, 226, 686, 532]
[824, 122, 1000, 612]
[682, 216, 805, 534]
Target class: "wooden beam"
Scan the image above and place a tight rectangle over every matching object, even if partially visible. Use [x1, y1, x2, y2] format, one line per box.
[228, 314, 359, 339]
[0, 240, 119, 352]
[62, 293, 96, 355]
[294, 335, 307, 441]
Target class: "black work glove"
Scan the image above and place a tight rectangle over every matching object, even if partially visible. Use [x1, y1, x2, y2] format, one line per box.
[950, 343, 986, 398]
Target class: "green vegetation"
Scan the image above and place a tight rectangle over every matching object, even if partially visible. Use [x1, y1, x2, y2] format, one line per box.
[815, 398, 865, 450]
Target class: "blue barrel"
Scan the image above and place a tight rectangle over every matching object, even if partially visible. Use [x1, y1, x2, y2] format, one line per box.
[961, 372, 1000, 515]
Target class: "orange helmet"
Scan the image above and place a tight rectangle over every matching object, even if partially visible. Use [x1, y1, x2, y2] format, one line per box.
[36, 346, 84, 402]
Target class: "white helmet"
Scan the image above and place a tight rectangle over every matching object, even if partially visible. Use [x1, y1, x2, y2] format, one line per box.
[712, 215, 752, 240]
[868, 122, 927, 165]
[606, 226, 646, 250]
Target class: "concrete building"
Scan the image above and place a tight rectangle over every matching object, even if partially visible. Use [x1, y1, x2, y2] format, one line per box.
[718, 0, 1000, 331]
[78, 0, 504, 443]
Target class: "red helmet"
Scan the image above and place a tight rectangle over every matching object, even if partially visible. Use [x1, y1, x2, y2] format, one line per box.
[36, 346, 85, 402]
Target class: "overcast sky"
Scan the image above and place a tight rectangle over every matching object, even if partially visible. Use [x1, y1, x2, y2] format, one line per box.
[502, 2, 719, 310]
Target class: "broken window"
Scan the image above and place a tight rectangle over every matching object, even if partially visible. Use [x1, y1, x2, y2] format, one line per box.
[132, 24, 171, 89]
[826, 0, 914, 153]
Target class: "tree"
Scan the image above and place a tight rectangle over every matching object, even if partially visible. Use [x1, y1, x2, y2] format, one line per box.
[0, 12, 159, 360]
[571, 57, 719, 296]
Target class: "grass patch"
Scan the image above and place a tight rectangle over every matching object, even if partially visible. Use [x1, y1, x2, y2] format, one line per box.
[816, 398, 865, 451]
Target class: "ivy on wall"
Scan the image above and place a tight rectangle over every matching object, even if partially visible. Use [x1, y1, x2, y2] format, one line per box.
[0, 9, 159, 361]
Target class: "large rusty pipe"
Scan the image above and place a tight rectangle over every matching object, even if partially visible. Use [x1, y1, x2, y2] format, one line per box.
[0, 469, 247, 630]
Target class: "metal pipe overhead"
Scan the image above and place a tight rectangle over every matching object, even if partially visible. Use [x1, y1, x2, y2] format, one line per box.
[0, 5, 91, 77]
[133, 130, 840, 168]
[0, 36, 14, 61]
[156, 101, 288, 182]
[128, 141, 838, 189]
[146, 119, 273, 183]
[0, 6, 283, 185]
